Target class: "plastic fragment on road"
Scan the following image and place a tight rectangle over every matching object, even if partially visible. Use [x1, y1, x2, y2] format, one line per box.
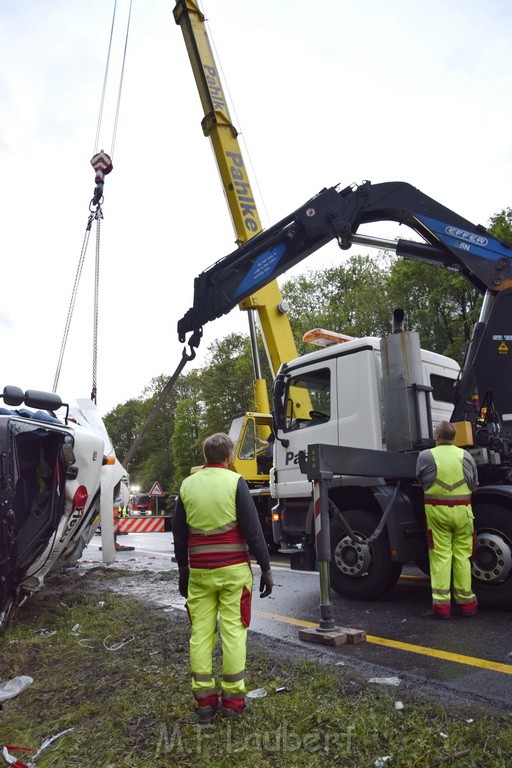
[0, 677, 33, 703]
[395, 701, 404, 710]
[374, 757, 392, 767]
[368, 677, 401, 686]
[31, 629, 56, 637]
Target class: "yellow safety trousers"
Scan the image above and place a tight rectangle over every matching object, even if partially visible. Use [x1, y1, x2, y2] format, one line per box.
[425, 503, 476, 606]
[187, 562, 253, 700]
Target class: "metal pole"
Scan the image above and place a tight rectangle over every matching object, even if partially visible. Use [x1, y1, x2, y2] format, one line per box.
[312, 475, 335, 630]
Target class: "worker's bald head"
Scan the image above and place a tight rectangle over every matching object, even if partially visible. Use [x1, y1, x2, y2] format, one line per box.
[434, 420, 456, 443]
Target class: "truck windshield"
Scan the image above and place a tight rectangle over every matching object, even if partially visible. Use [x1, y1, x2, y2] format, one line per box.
[281, 367, 331, 431]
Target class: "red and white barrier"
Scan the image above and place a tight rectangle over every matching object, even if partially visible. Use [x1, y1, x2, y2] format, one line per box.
[115, 516, 165, 534]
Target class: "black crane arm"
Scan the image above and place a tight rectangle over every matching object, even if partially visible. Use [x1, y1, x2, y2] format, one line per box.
[178, 180, 512, 341]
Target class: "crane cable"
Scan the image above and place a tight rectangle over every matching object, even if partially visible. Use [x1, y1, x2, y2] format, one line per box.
[122, 330, 202, 468]
[52, 0, 132, 403]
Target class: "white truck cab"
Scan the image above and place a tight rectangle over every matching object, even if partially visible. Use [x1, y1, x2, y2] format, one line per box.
[270, 332, 459, 554]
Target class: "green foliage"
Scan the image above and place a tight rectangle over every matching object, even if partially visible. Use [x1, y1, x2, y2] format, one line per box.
[172, 395, 203, 491]
[488, 207, 512, 243]
[104, 397, 150, 464]
[282, 254, 395, 355]
[386, 259, 481, 363]
[197, 333, 255, 435]
[104, 372, 200, 494]
[282, 251, 482, 365]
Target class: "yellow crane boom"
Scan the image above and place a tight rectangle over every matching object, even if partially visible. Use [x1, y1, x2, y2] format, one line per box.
[173, 0, 299, 415]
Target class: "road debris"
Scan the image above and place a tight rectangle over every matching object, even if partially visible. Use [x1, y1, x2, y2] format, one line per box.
[368, 677, 401, 686]
[103, 635, 135, 651]
[0, 677, 33, 704]
[2, 727, 74, 767]
[246, 688, 267, 699]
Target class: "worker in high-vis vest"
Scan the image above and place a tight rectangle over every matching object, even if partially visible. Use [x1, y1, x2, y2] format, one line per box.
[172, 432, 273, 724]
[416, 420, 479, 619]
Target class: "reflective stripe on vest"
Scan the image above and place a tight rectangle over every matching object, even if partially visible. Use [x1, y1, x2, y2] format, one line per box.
[424, 495, 472, 506]
[179, 466, 250, 569]
[425, 445, 471, 506]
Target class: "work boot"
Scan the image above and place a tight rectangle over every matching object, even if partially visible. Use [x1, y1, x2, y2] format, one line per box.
[195, 694, 219, 725]
[456, 601, 478, 618]
[432, 604, 451, 620]
[221, 698, 250, 718]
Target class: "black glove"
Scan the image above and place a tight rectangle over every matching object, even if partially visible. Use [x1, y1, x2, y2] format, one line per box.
[178, 567, 189, 598]
[259, 569, 273, 598]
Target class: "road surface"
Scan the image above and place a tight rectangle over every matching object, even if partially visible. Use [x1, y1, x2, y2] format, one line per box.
[81, 530, 512, 713]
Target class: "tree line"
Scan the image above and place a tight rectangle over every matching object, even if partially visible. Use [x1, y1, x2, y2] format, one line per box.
[104, 209, 512, 500]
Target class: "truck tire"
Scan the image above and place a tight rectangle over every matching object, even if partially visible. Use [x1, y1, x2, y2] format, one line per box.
[472, 503, 512, 609]
[329, 508, 402, 600]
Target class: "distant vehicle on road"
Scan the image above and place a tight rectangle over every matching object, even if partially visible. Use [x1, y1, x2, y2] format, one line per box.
[130, 493, 152, 516]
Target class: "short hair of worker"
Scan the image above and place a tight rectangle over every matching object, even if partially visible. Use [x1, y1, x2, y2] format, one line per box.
[203, 432, 234, 464]
[435, 420, 456, 442]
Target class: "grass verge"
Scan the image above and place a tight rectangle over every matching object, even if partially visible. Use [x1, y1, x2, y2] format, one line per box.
[0, 567, 511, 767]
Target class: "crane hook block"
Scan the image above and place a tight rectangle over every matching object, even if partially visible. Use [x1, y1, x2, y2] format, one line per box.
[90, 151, 113, 183]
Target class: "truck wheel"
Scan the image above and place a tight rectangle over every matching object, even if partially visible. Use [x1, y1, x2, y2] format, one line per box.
[329, 508, 402, 600]
[472, 503, 512, 609]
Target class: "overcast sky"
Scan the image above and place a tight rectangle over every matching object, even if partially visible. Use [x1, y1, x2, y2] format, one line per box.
[1, 0, 511, 416]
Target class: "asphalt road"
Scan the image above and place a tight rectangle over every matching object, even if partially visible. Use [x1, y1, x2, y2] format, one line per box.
[83, 530, 512, 713]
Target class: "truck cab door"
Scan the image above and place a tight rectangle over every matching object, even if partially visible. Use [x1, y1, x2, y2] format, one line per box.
[230, 413, 273, 483]
[274, 361, 338, 499]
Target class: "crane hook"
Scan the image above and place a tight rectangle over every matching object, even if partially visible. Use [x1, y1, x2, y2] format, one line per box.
[182, 328, 203, 361]
[90, 150, 113, 207]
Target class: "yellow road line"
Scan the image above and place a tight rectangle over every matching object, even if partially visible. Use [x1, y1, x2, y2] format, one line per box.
[253, 608, 512, 676]
[254, 609, 317, 629]
[365, 634, 512, 675]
